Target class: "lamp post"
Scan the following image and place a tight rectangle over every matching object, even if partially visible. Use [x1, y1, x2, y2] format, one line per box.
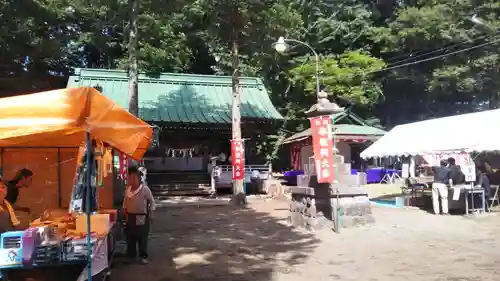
[273, 37, 344, 186]
[273, 36, 321, 100]
[273, 37, 349, 233]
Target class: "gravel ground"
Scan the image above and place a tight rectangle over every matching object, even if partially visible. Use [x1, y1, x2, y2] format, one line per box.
[111, 198, 500, 281]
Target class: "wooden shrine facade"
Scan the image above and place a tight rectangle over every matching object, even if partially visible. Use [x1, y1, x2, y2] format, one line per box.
[66, 68, 283, 171]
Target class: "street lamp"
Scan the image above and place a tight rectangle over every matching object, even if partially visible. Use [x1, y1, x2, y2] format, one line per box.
[471, 14, 497, 33]
[471, 14, 484, 26]
[273, 37, 288, 53]
[273, 36, 321, 101]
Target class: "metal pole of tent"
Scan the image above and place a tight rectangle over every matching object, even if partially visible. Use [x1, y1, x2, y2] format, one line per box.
[57, 148, 62, 208]
[85, 132, 92, 281]
[0, 148, 3, 177]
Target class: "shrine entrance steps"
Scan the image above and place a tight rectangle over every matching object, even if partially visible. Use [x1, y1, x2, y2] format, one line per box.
[147, 170, 213, 199]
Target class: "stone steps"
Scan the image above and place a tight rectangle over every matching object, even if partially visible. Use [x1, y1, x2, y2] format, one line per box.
[152, 184, 214, 199]
[147, 171, 210, 185]
[147, 170, 213, 198]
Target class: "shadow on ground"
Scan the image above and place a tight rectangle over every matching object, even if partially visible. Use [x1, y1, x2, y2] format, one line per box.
[111, 205, 320, 281]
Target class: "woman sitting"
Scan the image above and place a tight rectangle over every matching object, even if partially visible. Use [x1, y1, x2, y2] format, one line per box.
[0, 177, 20, 233]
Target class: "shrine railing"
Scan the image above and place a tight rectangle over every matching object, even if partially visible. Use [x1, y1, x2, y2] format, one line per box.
[211, 164, 272, 189]
[218, 164, 272, 173]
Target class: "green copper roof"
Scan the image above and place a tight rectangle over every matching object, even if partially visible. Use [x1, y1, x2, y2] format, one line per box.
[283, 124, 386, 144]
[283, 111, 386, 144]
[66, 68, 283, 123]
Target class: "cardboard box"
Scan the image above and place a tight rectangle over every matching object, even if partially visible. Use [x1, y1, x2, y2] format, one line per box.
[75, 214, 110, 236]
[99, 209, 117, 223]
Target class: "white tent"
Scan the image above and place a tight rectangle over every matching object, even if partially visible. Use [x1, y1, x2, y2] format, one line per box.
[360, 109, 500, 159]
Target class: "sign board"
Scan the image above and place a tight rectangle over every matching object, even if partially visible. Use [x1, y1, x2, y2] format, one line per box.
[462, 164, 476, 182]
[422, 152, 471, 167]
[310, 116, 335, 183]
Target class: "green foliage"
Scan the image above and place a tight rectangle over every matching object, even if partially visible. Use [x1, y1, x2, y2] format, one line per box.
[181, 0, 303, 78]
[0, 0, 74, 94]
[371, 0, 500, 120]
[289, 51, 385, 105]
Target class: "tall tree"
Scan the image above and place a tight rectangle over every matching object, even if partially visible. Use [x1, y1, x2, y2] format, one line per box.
[185, 0, 302, 203]
[0, 0, 74, 96]
[370, 0, 500, 123]
[127, 0, 139, 116]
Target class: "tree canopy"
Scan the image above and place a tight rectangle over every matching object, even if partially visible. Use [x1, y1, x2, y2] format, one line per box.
[1, 0, 499, 162]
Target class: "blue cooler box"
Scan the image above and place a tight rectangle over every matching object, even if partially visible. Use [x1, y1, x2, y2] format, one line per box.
[0, 231, 24, 268]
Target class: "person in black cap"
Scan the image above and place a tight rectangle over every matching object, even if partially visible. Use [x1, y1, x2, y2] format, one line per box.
[5, 169, 33, 213]
[448, 157, 465, 185]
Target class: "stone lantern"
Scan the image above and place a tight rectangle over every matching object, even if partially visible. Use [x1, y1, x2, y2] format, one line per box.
[288, 90, 375, 232]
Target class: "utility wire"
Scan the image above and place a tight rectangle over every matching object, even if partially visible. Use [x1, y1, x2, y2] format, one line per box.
[384, 31, 498, 64]
[368, 37, 500, 75]
[385, 33, 497, 66]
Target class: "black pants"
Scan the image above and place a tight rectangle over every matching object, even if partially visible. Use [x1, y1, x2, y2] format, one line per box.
[125, 213, 150, 258]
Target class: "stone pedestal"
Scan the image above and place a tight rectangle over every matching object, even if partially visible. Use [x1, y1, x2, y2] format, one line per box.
[288, 176, 375, 231]
[330, 183, 375, 228]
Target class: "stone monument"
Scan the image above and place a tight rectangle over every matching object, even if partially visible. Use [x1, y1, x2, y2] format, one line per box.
[288, 91, 375, 231]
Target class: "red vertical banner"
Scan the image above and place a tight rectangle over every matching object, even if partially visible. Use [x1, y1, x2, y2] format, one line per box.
[310, 116, 335, 183]
[231, 139, 245, 180]
[119, 152, 128, 181]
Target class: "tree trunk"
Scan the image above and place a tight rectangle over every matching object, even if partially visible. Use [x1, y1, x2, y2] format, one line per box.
[231, 39, 246, 205]
[127, 0, 139, 117]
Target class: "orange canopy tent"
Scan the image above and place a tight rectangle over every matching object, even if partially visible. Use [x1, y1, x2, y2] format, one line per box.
[0, 87, 152, 159]
[0, 87, 152, 280]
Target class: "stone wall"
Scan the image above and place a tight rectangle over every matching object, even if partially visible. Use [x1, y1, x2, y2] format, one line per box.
[330, 194, 375, 228]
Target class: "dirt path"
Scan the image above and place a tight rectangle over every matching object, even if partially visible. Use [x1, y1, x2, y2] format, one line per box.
[111, 198, 500, 281]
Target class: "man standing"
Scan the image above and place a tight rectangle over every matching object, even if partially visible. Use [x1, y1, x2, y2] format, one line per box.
[123, 166, 155, 264]
[432, 160, 451, 215]
[447, 157, 465, 185]
[5, 169, 33, 213]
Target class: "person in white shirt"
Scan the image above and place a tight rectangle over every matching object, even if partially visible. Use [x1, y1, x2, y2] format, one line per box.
[122, 166, 155, 264]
